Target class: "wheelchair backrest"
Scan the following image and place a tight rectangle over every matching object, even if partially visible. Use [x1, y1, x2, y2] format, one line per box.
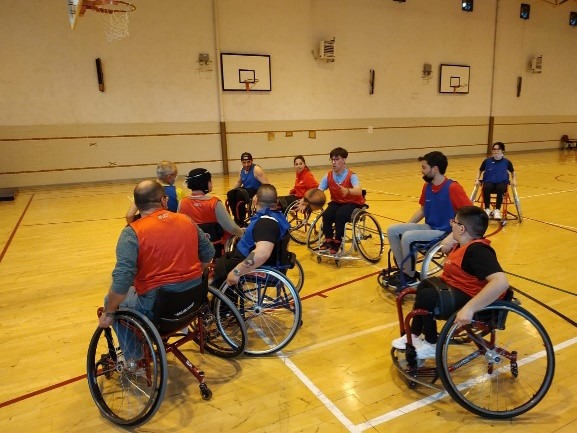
[153, 270, 209, 335]
[265, 233, 294, 271]
[198, 222, 225, 258]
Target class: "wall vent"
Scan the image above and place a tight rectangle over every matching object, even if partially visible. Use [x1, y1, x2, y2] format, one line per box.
[318, 38, 335, 62]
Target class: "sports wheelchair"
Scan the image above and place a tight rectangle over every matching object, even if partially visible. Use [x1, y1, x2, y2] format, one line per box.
[87, 272, 247, 427]
[216, 267, 302, 356]
[378, 233, 448, 293]
[391, 283, 555, 419]
[226, 187, 254, 227]
[470, 183, 522, 225]
[305, 197, 384, 266]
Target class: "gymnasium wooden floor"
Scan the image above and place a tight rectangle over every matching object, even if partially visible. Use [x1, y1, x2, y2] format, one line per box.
[1, 149, 576, 432]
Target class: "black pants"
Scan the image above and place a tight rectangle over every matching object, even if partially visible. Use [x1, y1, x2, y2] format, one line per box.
[410, 281, 471, 344]
[322, 202, 362, 241]
[483, 182, 507, 210]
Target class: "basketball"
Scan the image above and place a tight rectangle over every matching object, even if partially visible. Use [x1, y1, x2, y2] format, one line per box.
[305, 188, 326, 210]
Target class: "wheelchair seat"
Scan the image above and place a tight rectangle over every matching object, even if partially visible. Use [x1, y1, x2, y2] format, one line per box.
[153, 270, 209, 335]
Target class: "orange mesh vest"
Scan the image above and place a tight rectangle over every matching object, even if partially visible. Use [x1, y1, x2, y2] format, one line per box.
[179, 196, 219, 224]
[130, 209, 202, 295]
[441, 238, 496, 298]
[327, 171, 365, 205]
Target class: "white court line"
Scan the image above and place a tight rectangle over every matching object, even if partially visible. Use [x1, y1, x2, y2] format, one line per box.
[281, 317, 577, 432]
[521, 188, 577, 199]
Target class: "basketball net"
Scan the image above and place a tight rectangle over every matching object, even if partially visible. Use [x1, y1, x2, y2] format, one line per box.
[82, 1, 136, 42]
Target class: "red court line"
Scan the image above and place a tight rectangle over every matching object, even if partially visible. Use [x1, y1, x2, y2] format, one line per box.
[0, 194, 34, 264]
[0, 374, 87, 409]
[0, 267, 381, 408]
[300, 270, 381, 301]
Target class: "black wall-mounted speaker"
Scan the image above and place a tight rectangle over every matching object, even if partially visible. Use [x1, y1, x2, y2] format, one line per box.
[570, 12, 577, 27]
[520, 4, 530, 20]
[462, 1, 473, 12]
[95, 58, 104, 92]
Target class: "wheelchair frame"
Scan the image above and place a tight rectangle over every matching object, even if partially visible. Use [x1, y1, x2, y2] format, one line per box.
[470, 183, 523, 225]
[391, 287, 555, 419]
[215, 267, 303, 356]
[86, 286, 247, 427]
[226, 187, 254, 227]
[378, 234, 447, 293]
[284, 199, 323, 245]
[305, 206, 384, 266]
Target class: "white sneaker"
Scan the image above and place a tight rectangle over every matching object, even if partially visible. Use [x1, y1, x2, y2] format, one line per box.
[493, 209, 502, 220]
[416, 341, 437, 359]
[484, 208, 492, 217]
[392, 334, 422, 350]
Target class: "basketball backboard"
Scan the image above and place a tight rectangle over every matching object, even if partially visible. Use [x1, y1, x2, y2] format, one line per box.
[220, 53, 271, 91]
[439, 64, 470, 94]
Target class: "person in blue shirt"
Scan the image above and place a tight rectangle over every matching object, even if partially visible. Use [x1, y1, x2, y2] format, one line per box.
[212, 184, 290, 288]
[226, 152, 269, 226]
[475, 142, 516, 220]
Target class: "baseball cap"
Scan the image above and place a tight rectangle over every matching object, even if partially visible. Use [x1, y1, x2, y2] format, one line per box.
[240, 152, 253, 161]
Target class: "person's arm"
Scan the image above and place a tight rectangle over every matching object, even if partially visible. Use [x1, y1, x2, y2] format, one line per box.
[454, 272, 509, 326]
[226, 240, 275, 286]
[439, 233, 457, 254]
[253, 165, 269, 184]
[408, 206, 425, 224]
[339, 173, 362, 197]
[449, 182, 474, 210]
[125, 203, 138, 224]
[215, 200, 244, 237]
[233, 173, 242, 189]
[100, 227, 139, 327]
[475, 160, 487, 186]
[508, 161, 516, 187]
[196, 224, 216, 266]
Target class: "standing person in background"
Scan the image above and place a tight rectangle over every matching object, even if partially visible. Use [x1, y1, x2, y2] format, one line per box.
[278, 155, 319, 211]
[226, 152, 269, 226]
[179, 168, 244, 257]
[475, 142, 516, 221]
[125, 160, 184, 224]
[316, 147, 365, 255]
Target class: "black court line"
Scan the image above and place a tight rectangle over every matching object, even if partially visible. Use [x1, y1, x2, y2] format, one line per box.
[0, 194, 34, 264]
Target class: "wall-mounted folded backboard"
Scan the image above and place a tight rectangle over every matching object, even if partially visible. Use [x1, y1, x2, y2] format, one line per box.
[220, 53, 271, 91]
[439, 64, 470, 94]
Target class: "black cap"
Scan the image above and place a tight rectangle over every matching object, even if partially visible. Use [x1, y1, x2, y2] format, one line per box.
[240, 152, 253, 161]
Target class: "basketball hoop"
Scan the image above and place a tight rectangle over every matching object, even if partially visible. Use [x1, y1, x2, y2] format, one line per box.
[242, 79, 259, 92]
[69, 0, 136, 41]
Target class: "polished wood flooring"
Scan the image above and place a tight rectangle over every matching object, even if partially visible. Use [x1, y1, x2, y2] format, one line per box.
[1, 150, 576, 432]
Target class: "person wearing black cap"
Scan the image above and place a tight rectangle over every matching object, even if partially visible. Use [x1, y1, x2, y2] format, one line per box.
[179, 168, 244, 257]
[226, 152, 269, 226]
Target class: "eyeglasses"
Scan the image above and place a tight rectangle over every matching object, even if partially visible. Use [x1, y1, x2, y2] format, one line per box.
[329, 157, 343, 162]
[491, 148, 502, 152]
[449, 218, 465, 228]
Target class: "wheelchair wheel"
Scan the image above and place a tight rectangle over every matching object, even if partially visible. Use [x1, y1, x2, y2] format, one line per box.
[512, 185, 523, 223]
[419, 241, 445, 279]
[197, 287, 247, 358]
[306, 211, 324, 251]
[217, 268, 302, 355]
[436, 301, 555, 419]
[87, 310, 168, 427]
[285, 258, 305, 292]
[285, 201, 322, 245]
[352, 210, 384, 263]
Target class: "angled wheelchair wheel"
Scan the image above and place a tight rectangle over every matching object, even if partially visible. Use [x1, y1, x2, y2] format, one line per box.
[512, 185, 523, 223]
[218, 268, 302, 356]
[197, 287, 247, 358]
[352, 210, 384, 263]
[285, 200, 322, 245]
[437, 301, 555, 419]
[285, 258, 304, 292]
[306, 211, 324, 251]
[87, 309, 168, 427]
[419, 241, 445, 279]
